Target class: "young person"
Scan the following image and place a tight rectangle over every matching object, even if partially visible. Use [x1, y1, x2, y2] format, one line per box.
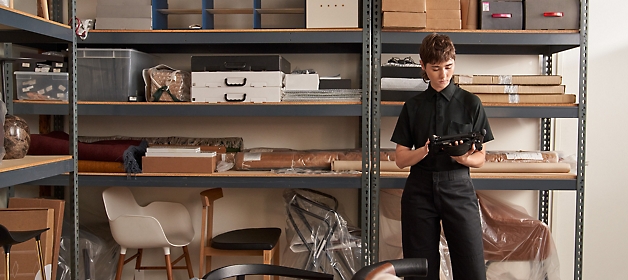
[390, 33, 494, 280]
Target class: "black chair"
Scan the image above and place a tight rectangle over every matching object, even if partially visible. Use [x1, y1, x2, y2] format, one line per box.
[0, 224, 50, 280]
[352, 258, 429, 280]
[201, 264, 334, 280]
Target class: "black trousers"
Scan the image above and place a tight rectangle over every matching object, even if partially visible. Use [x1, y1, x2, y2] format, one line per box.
[401, 168, 486, 280]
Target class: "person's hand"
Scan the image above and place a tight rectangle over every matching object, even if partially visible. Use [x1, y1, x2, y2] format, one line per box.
[451, 140, 475, 164]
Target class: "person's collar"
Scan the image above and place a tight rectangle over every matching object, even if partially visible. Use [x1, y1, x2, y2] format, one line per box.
[426, 80, 455, 101]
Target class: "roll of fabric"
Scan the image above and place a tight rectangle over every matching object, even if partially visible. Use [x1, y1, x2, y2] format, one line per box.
[78, 160, 126, 173]
[485, 151, 559, 163]
[28, 131, 142, 162]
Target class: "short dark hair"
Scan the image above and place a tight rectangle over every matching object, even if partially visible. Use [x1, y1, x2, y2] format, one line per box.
[419, 33, 456, 80]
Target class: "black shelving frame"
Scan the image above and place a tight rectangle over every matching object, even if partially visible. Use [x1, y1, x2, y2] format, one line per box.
[4, 0, 587, 278]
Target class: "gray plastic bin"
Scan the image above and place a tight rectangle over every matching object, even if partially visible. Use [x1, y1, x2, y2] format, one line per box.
[77, 48, 157, 101]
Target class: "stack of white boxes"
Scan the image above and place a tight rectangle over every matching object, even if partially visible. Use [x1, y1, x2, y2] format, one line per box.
[306, 0, 359, 28]
[191, 71, 284, 103]
[95, 0, 152, 30]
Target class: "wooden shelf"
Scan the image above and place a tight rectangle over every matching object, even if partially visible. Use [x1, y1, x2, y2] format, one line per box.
[0, 155, 73, 188]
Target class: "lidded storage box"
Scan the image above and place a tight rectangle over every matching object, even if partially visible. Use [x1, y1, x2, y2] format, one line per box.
[77, 48, 157, 101]
[15, 71, 69, 101]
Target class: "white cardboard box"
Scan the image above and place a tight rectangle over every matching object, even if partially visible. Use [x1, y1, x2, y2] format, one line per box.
[306, 0, 359, 28]
[285, 74, 320, 90]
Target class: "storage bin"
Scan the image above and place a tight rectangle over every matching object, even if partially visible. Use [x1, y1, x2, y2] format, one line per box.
[14, 71, 69, 101]
[77, 48, 157, 101]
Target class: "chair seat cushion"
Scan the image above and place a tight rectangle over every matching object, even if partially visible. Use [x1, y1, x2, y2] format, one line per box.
[211, 227, 281, 250]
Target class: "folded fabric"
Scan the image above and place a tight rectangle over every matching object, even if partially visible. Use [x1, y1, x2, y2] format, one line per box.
[78, 160, 126, 173]
[28, 131, 142, 162]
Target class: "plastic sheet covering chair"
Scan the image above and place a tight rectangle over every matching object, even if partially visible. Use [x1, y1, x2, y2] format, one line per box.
[351, 258, 428, 280]
[199, 188, 281, 280]
[201, 264, 334, 280]
[283, 189, 361, 280]
[0, 224, 49, 280]
[478, 192, 560, 280]
[102, 186, 195, 280]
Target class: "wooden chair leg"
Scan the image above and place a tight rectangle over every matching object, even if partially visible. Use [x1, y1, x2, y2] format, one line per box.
[115, 252, 125, 280]
[165, 254, 174, 280]
[272, 243, 281, 280]
[183, 246, 194, 279]
[263, 250, 273, 280]
[205, 255, 212, 277]
[199, 246, 206, 276]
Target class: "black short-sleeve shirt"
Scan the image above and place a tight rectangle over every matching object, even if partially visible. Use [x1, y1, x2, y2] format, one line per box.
[391, 81, 494, 172]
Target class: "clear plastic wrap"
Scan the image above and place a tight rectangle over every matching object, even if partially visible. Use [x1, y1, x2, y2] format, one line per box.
[378, 190, 560, 280]
[283, 189, 361, 280]
[485, 151, 559, 163]
[143, 64, 191, 102]
[58, 222, 119, 280]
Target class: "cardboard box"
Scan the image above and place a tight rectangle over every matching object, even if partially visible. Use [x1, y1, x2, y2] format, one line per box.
[476, 93, 576, 104]
[426, 18, 461, 29]
[427, 9, 461, 19]
[285, 74, 320, 90]
[460, 0, 478, 29]
[382, 0, 426, 13]
[383, 12, 427, 29]
[460, 84, 566, 94]
[454, 74, 563, 85]
[142, 156, 217, 173]
[306, 0, 359, 28]
[426, 0, 460, 10]
[0, 208, 55, 280]
[8, 198, 65, 280]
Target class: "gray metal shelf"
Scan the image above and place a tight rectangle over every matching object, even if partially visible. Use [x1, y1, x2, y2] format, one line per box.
[12, 101, 364, 116]
[13, 101, 578, 118]
[29, 174, 363, 188]
[0, 6, 72, 45]
[0, 157, 73, 188]
[381, 103, 579, 118]
[78, 29, 580, 55]
[380, 177, 577, 190]
[79, 29, 364, 53]
[381, 30, 580, 55]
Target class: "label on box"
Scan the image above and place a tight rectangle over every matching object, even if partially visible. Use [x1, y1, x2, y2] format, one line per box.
[243, 153, 262, 161]
[46, 85, 53, 92]
[505, 152, 543, 161]
[482, 2, 490, 11]
[508, 94, 519, 103]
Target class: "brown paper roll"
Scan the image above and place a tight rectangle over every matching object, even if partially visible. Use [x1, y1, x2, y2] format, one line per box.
[471, 162, 571, 173]
[234, 149, 396, 171]
[331, 160, 409, 172]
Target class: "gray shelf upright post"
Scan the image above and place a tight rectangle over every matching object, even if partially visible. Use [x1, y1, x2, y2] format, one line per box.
[538, 53, 553, 225]
[575, 0, 589, 279]
[361, 0, 374, 268]
[68, 0, 79, 279]
[2, 43, 13, 114]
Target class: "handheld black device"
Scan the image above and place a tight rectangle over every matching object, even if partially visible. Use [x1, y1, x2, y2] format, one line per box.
[429, 129, 486, 156]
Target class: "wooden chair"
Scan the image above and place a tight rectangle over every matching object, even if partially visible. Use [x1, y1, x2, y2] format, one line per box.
[200, 188, 282, 280]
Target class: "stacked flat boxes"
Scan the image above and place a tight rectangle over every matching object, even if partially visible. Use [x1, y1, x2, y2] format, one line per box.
[95, 0, 152, 30]
[426, 0, 461, 29]
[382, 0, 427, 29]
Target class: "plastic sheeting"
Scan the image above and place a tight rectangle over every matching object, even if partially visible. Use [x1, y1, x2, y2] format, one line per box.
[282, 189, 361, 280]
[57, 222, 119, 280]
[379, 190, 560, 280]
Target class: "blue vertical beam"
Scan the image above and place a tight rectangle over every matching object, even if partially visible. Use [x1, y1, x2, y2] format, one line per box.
[152, 0, 168, 30]
[203, 0, 214, 29]
[253, 0, 262, 28]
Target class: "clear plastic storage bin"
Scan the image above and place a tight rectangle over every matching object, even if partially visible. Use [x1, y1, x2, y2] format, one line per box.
[77, 48, 157, 101]
[14, 71, 69, 101]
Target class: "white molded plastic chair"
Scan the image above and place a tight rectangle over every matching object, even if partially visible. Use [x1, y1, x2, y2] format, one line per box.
[102, 186, 195, 280]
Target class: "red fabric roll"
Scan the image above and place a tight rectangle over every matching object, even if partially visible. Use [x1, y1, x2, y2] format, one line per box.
[28, 131, 142, 162]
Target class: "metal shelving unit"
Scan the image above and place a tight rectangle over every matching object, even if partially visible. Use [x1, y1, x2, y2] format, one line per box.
[0, 3, 80, 280]
[5, 0, 587, 277]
